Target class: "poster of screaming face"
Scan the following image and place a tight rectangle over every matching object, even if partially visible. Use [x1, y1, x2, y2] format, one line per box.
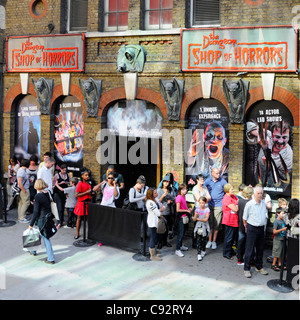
[245, 101, 293, 197]
[15, 95, 41, 161]
[185, 99, 229, 188]
[54, 96, 83, 173]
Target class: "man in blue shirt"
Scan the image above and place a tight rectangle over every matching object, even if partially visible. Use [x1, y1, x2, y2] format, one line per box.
[204, 167, 227, 249]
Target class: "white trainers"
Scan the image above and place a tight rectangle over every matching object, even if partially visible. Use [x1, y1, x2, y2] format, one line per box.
[197, 254, 202, 261]
[211, 241, 217, 249]
[244, 270, 252, 278]
[201, 251, 206, 258]
[206, 241, 212, 249]
[175, 250, 184, 257]
[256, 268, 268, 275]
[180, 245, 188, 251]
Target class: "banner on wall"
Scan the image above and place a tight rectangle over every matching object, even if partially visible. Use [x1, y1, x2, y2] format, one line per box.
[15, 95, 41, 161]
[185, 99, 229, 188]
[181, 26, 297, 72]
[245, 101, 293, 197]
[54, 96, 83, 173]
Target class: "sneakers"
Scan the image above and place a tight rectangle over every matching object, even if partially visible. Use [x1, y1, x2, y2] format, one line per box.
[201, 251, 206, 258]
[237, 261, 244, 266]
[175, 250, 184, 257]
[256, 268, 268, 275]
[44, 259, 55, 265]
[244, 270, 251, 278]
[206, 241, 212, 249]
[19, 218, 30, 223]
[197, 254, 202, 261]
[180, 245, 188, 251]
[206, 241, 217, 249]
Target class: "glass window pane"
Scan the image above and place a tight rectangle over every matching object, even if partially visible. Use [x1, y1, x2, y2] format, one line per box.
[149, 0, 160, 10]
[149, 10, 159, 25]
[118, 12, 128, 27]
[108, 0, 117, 11]
[108, 13, 117, 27]
[162, 0, 172, 9]
[161, 9, 172, 25]
[119, 0, 129, 11]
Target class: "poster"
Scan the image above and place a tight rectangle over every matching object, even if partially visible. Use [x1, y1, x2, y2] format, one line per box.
[245, 100, 293, 197]
[15, 95, 41, 161]
[185, 99, 229, 188]
[54, 96, 83, 172]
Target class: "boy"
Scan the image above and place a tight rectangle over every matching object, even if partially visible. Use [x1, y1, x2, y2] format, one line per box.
[63, 178, 78, 228]
[271, 207, 287, 271]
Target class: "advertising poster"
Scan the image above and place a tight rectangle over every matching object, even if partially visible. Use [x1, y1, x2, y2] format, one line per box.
[245, 100, 293, 197]
[54, 96, 83, 173]
[185, 99, 229, 188]
[15, 95, 41, 161]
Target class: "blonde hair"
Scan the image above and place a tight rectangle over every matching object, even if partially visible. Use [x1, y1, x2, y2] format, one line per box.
[224, 183, 233, 193]
[242, 186, 254, 199]
[34, 178, 48, 191]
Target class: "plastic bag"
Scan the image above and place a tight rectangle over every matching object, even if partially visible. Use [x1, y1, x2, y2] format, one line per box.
[22, 228, 42, 252]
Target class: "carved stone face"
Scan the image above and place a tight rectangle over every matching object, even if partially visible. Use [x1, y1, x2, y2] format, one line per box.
[36, 79, 46, 93]
[82, 80, 93, 94]
[228, 82, 240, 96]
[165, 82, 174, 95]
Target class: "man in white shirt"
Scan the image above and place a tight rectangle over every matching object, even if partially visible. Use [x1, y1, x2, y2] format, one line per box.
[37, 157, 55, 194]
[242, 186, 271, 278]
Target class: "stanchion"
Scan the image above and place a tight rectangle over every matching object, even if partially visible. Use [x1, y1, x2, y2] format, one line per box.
[73, 200, 96, 247]
[267, 237, 294, 293]
[132, 211, 150, 261]
[0, 187, 16, 228]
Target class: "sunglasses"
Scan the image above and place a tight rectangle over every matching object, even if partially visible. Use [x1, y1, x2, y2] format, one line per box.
[107, 177, 114, 180]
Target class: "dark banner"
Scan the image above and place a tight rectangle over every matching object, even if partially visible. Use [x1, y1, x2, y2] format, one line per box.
[15, 95, 41, 161]
[88, 203, 143, 252]
[185, 99, 229, 188]
[245, 100, 293, 197]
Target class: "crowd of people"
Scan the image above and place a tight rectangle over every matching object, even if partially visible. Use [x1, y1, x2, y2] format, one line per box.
[4, 155, 299, 276]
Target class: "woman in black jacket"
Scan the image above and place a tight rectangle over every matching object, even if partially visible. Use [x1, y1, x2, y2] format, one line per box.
[29, 179, 55, 264]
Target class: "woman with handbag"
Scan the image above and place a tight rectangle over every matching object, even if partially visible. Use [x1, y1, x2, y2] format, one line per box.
[175, 183, 192, 258]
[145, 188, 165, 261]
[29, 179, 55, 264]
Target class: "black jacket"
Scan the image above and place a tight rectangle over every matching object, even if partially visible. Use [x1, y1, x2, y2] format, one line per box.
[30, 192, 52, 229]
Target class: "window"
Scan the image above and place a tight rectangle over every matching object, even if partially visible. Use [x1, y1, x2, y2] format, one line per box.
[145, 0, 173, 30]
[104, 0, 129, 31]
[69, 0, 88, 32]
[192, 0, 220, 26]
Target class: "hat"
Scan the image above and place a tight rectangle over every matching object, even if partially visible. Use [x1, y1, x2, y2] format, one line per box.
[162, 175, 170, 182]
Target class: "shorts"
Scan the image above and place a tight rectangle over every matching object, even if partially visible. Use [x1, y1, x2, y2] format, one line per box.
[208, 206, 223, 231]
[272, 238, 284, 258]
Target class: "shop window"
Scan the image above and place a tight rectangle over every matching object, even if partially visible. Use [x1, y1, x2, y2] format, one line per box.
[104, 0, 129, 31]
[191, 0, 220, 26]
[145, 0, 173, 30]
[69, 0, 88, 32]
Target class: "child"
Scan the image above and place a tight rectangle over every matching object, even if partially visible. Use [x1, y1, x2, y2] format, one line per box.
[64, 178, 77, 228]
[271, 207, 287, 271]
[73, 169, 93, 239]
[193, 196, 210, 261]
[175, 183, 192, 257]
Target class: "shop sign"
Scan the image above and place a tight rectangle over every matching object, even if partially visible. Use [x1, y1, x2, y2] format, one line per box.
[181, 26, 297, 72]
[6, 34, 85, 72]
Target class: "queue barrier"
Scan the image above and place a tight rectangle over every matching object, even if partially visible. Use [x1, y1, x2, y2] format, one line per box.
[0, 186, 16, 227]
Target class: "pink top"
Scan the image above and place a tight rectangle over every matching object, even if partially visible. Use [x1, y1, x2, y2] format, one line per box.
[176, 194, 188, 218]
[222, 193, 239, 227]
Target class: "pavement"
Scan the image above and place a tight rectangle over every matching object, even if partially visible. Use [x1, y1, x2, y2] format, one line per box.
[0, 208, 299, 301]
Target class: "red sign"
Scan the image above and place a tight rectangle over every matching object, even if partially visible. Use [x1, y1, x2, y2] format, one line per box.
[6, 34, 85, 72]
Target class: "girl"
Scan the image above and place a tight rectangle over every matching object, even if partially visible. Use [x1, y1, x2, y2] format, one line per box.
[100, 173, 120, 208]
[175, 183, 192, 257]
[145, 188, 165, 261]
[193, 196, 210, 261]
[74, 169, 98, 239]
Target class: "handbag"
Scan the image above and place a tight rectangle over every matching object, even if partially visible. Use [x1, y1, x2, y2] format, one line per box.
[23, 228, 41, 249]
[122, 189, 138, 211]
[47, 191, 59, 220]
[157, 217, 167, 234]
[182, 215, 189, 224]
[40, 212, 57, 239]
[291, 217, 300, 236]
[11, 180, 21, 197]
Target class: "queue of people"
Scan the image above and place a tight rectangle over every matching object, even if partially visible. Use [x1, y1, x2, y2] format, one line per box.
[5, 155, 299, 274]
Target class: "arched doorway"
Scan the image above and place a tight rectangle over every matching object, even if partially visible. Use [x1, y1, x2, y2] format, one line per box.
[245, 100, 294, 198]
[15, 95, 41, 161]
[185, 98, 230, 188]
[53, 95, 84, 176]
[105, 99, 163, 196]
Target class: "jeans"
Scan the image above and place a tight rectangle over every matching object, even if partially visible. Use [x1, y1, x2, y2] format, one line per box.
[54, 193, 66, 225]
[176, 219, 187, 250]
[244, 224, 265, 271]
[67, 208, 76, 227]
[149, 227, 158, 249]
[237, 230, 246, 262]
[223, 225, 238, 258]
[42, 235, 55, 262]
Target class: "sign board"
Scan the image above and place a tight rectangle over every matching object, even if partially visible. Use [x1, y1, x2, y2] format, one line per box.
[6, 34, 85, 72]
[181, 26, 297, 72]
